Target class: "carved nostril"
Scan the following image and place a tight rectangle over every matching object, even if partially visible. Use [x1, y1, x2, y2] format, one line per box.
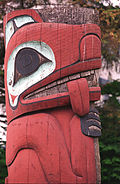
[13, 47, 52, 86]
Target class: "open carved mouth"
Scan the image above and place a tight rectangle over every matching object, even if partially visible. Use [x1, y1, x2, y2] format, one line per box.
[24, 69, 99, 100]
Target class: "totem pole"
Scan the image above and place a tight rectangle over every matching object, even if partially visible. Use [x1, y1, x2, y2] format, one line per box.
[4, 7, 101, 184]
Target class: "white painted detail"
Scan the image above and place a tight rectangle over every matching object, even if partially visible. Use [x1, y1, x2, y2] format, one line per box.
[5, 20, 14, 48]
[14, 16, 35, 28]
[5, 15, 35, 48]
[7, 41, 56, 107]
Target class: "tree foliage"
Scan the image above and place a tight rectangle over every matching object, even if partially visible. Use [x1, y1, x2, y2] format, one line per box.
[0, 146, 7, 184]
[100, 8, 120, 64]
[99, 81, 120, 184]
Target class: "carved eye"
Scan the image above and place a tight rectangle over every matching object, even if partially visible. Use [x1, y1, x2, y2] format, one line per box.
[13, 48, 52, 86]
[7, 41, 56, 107]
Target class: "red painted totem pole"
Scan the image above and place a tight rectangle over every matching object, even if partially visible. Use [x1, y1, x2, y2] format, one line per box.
[4, 7, 101, 184]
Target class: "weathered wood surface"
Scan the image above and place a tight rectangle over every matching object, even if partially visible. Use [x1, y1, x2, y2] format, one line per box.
[38, 6, 99, 25]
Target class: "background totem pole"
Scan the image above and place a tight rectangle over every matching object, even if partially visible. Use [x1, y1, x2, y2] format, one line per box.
[4, 6, 101, 184]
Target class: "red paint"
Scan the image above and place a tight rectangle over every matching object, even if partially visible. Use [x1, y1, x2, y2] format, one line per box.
[4, 9, 101, 184]
[6, 109, 96, 184]
[67, 78, 89, 116]
[89, 87, 101, 101]
[3, 9, 43, 45]
[10, 94, 17, 104]
[4, 22, 101, 122]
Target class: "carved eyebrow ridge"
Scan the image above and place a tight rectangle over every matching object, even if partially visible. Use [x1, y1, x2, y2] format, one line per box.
[5, 16, 37, 46]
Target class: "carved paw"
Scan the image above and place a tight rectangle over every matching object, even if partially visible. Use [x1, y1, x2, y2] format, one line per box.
[80, 107, 101, 137]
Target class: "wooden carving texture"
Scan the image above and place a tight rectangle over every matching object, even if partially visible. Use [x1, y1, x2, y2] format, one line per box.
[4, 6, 101, 184]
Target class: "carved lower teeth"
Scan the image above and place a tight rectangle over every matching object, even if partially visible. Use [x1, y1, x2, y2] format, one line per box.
[25, 87, 46, 99]
[58, 83, 67, 93]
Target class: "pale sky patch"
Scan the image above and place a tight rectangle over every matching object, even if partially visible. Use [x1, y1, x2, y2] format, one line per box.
[104, 0, 120, 7]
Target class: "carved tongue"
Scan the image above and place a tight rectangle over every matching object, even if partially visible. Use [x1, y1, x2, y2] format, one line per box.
[67, 78, 90, 116]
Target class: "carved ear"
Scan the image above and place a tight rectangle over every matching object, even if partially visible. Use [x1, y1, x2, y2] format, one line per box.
[80, 34, 101, 62]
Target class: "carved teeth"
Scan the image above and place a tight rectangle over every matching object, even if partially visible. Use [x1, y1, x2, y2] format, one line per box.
[57, 79, 62, 85]
[39, 87, 46, 92]
[47, 81, 57, 89]
[94, 69, 100, 84]
[90, 70, 94, 75]
[57, 77, 69, 85]
[69, 73, 80, 80]
[81, 71, 91, 77]
[24, 69, 99, 100]
[58, 83, 67, 93]
[62, 77, 69, 83]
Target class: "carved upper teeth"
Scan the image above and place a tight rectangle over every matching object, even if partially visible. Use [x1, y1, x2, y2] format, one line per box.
[69, 73, 80, 80]
[81, 71, 91, 77]
[57, 76, 69, 85]
[46, 81, 57, 89]
[90, 70, 94, 75]
[94, 70, 100, 84]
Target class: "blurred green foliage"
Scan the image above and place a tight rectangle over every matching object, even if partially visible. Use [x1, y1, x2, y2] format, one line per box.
[99, 81, 120, 184]
[0, 147, 7, 184]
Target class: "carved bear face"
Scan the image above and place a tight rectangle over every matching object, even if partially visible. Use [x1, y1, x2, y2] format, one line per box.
[4, 9, 101, 123]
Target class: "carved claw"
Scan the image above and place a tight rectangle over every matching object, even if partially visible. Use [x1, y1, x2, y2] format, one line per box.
[80, 107, 102, 137]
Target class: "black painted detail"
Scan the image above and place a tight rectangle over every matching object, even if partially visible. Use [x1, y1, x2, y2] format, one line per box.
[13, 48, 52, 86]
[80, 107, 101, 137]
[13, 20, 18, 32]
